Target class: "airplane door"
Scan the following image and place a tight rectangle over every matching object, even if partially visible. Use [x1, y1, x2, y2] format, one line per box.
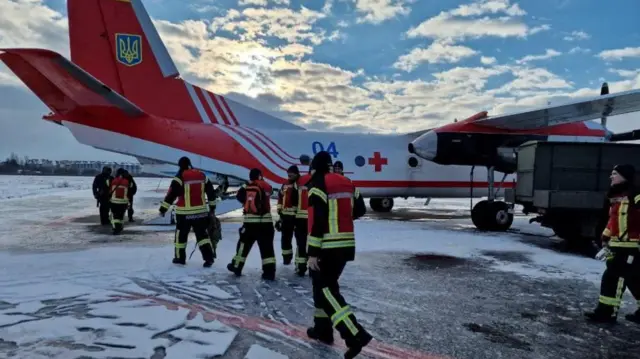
[407, 154, 423, 187]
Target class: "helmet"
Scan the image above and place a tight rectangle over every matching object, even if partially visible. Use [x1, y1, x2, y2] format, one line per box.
[311, 151, 332, 174]
[249, 168, 262, 181]
[178, 156, 192, 170]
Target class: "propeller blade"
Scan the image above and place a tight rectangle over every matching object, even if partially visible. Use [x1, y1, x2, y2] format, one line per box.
[610, 129, 640, 142]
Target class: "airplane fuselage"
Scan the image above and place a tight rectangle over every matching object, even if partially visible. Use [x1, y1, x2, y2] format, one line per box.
[57, 112, 514, 199]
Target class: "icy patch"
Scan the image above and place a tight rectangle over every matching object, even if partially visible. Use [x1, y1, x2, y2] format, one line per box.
[245, 344, 289, 359]
[354, 219, 605, 284]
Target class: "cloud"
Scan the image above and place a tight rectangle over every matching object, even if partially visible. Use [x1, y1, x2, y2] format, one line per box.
[393, 40, 479, 71]
[568, 46, 590, 54]
[529, 24, 551, 35]
[406, 0, 543, 42]
[353, 0, 411, 24]
[210, 6, 328, 45]
[563, 30, 590, 41]
[480, 56, 497, 65]
[238, 0, 291, 6]
[516, 49, 562, 64]
[597, 47, 640, 61]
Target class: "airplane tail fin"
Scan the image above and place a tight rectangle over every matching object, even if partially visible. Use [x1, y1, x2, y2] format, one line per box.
[67, 0, 304, 130]
[0, 48, 145, 121]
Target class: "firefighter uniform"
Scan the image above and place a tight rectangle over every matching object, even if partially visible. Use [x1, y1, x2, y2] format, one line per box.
[227, 168, 277, 280]
[306, 151, 371, 359]
[93, 167, 113, 225]
[109, 169, 133, 235]
[585, 164, 640, 323]
[159, 157, 217, 267]
[123, 170, 137, 222]
[277, 166, 299, 265]
[293, 172, 312, 276]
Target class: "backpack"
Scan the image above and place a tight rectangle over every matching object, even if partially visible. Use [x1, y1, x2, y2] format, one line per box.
[244, 185, 267, 215]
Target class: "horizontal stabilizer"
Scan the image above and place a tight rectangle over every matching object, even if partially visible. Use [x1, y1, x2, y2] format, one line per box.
[0, 48, 145, 119]
[476, 88, 640, 130]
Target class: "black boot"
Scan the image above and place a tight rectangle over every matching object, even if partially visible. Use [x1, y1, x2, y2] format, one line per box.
[227, 263, 241, 276]
[307, 327, 334, 345]
[344, 330, 373, 359]
[262, 272, 275, 281]
[203, 260, 213, 268]
[172, 258, 185, 265]
[283, 255, 292, 265]
[626, 309, 640, 324]
[584, 304, 617, 323]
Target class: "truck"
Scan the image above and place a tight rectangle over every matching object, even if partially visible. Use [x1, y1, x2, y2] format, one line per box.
[504, 141, 640, 252]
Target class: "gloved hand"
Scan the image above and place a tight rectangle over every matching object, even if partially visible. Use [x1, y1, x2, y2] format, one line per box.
[159, 206, 166, 217]
[275, 219, 282, 232]
[595, 247, 612, 261]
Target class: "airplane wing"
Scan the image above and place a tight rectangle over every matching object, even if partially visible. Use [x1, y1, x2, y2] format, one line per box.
[474, 88, 640, 130]
[0, 48, 145, 119]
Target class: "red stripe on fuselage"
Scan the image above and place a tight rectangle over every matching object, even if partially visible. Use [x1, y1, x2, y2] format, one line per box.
[195, 87, 217, 124]
[210, 93, 231, 125]
[237, 127, 301, 167]
[248, 127, 300, 161]
[219, 96, 239, 126]
[437, 121, 605, 137]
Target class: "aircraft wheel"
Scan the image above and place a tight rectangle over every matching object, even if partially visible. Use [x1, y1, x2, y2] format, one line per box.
[489, 201, 513, 231]
[379, 197, 394, 212]
[369, 198, 394, 212]
[471, 200, 491, 230]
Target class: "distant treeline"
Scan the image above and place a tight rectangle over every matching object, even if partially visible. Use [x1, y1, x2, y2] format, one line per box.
[0, 153, 163, 177]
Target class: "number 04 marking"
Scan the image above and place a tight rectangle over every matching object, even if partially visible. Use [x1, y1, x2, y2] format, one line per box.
[311, 141, 339, 158]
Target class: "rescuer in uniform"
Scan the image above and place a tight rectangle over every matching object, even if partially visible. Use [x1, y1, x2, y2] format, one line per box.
[306, 151, 372, 358]
[159, 157, 217, 267]
[276, 166, 299, 265]
[93, 166, 113, 225]
[333, 161, 344, 176]
[109, 168, 133, 235]
[227, 168, 277, 280]
[293, 168, 313, 276]
[122, 169, 137, 222]
[585, 164, 640, 323]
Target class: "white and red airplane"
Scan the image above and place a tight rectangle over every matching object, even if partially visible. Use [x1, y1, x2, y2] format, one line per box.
[2, 0, 640, 224]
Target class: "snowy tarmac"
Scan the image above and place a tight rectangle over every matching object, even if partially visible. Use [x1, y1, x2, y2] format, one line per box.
[0, 175, 639, 359]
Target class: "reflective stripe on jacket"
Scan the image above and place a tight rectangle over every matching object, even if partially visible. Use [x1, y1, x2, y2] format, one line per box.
[603, 192, 640, 248]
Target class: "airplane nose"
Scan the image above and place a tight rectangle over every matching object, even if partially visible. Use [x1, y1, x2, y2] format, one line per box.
[408, 130, 438, 161]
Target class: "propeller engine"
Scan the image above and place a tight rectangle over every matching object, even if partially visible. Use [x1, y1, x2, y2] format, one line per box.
[599, 82, 640, 143]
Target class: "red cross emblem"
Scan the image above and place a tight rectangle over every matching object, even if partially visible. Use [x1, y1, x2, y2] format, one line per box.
[368, 152, 388, 172]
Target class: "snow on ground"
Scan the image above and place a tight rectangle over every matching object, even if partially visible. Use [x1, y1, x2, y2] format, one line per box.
[0, 175, 620, 359]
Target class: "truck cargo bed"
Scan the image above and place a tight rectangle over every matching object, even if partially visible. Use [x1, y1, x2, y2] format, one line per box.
[515, 141, 640, 210]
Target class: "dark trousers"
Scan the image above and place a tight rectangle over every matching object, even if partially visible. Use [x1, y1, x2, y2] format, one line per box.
[294, 218, 308, 274]
[596, 248, 640, 317]
[281, 215, 295, 264]
[230, 223, 276, 276]
[174, 214, 215, 264]
[310, 259, 367, 345]
[127, 197, 134, 220]
[109, 203, 127, 234]
[98, 198, 110, 225]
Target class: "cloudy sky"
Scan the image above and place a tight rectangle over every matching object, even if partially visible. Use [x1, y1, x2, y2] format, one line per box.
[0, 0, 639, 162]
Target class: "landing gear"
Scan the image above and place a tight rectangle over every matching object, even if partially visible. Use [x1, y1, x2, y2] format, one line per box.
[469, 166, 514, 231]
[370, 197, 394, 212]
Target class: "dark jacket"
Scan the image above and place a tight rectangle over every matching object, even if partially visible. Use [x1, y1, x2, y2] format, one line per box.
[92, 173, 113, 200]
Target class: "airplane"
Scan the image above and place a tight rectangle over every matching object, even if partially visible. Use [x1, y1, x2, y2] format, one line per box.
[2, 0, 640, 229]
[409, 81, 640, 231]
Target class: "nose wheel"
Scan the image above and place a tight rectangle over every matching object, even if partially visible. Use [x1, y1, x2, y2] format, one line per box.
[469, 166, 514, 231]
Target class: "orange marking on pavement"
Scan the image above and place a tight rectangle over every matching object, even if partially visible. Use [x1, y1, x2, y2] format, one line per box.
[111, 292, 452, 359]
